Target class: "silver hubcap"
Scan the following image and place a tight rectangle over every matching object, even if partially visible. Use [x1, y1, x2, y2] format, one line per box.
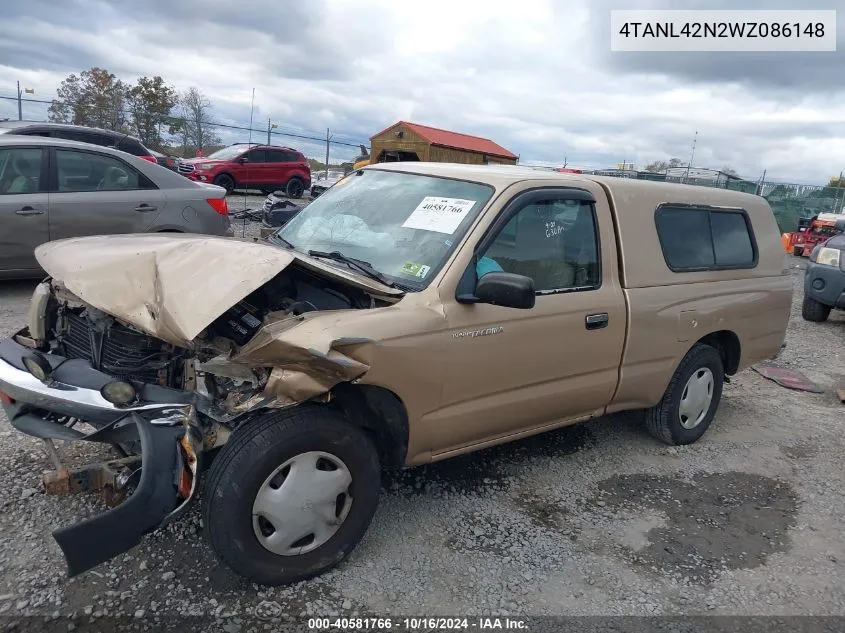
[679, 367, 715, 429]
[252, 451, 353, 556]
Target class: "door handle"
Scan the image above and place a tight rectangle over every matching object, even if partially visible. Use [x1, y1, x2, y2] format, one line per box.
[585, 313, 609, 330]
[15, 206, 44, 216]
[134, 204, 157, 212]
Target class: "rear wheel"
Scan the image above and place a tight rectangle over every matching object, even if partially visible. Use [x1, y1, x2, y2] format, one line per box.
[802, 295, 831, 322]
[645, 344, 724, 446]
[213, 173, 235, 193]
[203, 405, 380, 585]
[792, 246, 803, 256]
[286, 177, 304, 199]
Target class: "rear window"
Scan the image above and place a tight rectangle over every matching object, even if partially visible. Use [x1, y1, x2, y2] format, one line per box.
[266, 149, 299, 162]
[2, 126, 51, 137]
[655, 205, 757, 271]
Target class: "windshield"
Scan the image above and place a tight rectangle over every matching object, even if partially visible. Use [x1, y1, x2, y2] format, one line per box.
[276, 169, 495, 290]
[206, 145, 249, 160]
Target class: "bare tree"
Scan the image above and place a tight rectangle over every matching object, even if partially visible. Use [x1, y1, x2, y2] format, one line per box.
[177, 87, 220, 154]
[644, 160, 668, 173]
[721, 165, 740, 178]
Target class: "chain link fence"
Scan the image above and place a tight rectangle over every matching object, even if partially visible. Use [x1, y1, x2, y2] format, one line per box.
[4, 93, 842, 233]
[0, 94, 368, 166]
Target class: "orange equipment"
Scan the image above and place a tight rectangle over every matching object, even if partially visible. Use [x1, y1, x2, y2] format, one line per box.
[783, 213, 844, 257]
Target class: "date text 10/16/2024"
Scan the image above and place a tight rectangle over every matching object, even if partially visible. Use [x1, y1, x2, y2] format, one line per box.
[308, 617, 528, 630]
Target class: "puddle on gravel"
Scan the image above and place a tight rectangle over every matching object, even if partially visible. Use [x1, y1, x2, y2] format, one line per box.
[595, 472, 799, 584]
[383, 424, 594, 496]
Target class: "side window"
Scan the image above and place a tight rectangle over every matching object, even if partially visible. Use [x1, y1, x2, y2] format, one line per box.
[479, 198, 600, 292]
[116, 138, 144, 156]
[52, 130, 99, 146]
[17, 127, 51, 138]
[266, 149, 295, 162]
[55, 149, 153, 192]
[245, 149, 267, 163]
[655, 206, 756, 271]
[711, 211, 755, 266]
[0, 147, 43, 194]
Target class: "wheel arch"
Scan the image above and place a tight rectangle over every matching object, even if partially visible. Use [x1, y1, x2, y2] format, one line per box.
[213, 171, 236, 185]
[696, 329, 741, 375]
[329, 383, 409, 469]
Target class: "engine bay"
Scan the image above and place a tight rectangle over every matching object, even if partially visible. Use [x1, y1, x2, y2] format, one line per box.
[36, 263, 392, 419]
[207, 265, 379, 346]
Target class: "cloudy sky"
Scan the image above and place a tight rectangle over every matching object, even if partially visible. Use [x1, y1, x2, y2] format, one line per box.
[1, 0, 843, 183]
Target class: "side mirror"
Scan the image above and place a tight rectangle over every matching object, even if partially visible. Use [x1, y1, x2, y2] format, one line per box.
[238, 157, 249, 164]
[836, 216, 845, 232]
[475, 272, 535, 309]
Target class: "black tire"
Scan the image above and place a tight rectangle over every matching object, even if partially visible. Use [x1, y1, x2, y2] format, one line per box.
[645, 343, 724, 446]
[285, 177, 304, 199]
[792, 246, 803, 257]
[202, 404, 380, 586]
[213, 173, 235, 193]
[802, 295, 831, 322]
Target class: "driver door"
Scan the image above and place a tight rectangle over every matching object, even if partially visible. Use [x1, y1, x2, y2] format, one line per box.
[427, 187, 627, 455]
[48, 147, 165, 240]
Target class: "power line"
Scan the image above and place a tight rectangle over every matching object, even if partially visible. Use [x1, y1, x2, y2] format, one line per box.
[0, 94, 368, 148]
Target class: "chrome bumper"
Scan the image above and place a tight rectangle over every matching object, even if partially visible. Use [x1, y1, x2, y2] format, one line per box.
[0, 336, 191, 427]
[0, 356, 184, 419]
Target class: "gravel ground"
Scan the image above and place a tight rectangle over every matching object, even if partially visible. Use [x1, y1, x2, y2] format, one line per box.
[0, 254, 843, 625]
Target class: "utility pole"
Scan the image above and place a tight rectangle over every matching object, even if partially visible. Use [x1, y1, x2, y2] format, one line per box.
[324, 128, 332, 179]
[835, 170, 844, 213]
[683, 130, 698, 184]
[17, 81, 22, 121]
[757, 169, 767, 196]
[267, 118, 271, 145]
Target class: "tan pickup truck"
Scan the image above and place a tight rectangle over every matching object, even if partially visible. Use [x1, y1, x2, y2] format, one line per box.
[0, 163, 791, 586]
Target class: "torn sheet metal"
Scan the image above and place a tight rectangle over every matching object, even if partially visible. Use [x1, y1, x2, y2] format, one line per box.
[752, 361, 825, 393]
[228, 305, 444, 408]
[231, 314, 374, 406]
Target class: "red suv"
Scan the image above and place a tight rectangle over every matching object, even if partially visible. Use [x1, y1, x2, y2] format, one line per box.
[179, 143, 311, 198]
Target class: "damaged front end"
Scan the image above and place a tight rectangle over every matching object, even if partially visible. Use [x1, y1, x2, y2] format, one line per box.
[0, 335, 203, 577]
[0, 234, 403, 578]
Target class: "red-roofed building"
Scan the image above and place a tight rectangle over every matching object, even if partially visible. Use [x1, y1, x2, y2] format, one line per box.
[369, 121, 518, 166]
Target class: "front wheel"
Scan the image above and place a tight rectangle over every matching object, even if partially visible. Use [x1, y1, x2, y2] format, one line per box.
[645, 343, 724, 446]
[213, 173, 235, 193]
[792, 246, 803, 257]
[802, 295, 831, 322]
[202, 405, 381, 586]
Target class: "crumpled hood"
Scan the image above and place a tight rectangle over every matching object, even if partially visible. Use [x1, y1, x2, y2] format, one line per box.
[35, 234, 295, 346]
[34, 233, 401, 347]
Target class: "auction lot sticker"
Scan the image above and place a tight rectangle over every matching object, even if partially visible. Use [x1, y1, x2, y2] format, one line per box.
[402, 197, 476, 234]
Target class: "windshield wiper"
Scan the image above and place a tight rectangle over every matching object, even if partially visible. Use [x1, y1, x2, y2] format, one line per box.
[307, 250, 396, 288]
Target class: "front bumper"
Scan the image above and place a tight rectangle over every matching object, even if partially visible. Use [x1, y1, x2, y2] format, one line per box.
[53, 413, 197, 577]
[804, 261, 845, 308]
[0, 336, 201, 578]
